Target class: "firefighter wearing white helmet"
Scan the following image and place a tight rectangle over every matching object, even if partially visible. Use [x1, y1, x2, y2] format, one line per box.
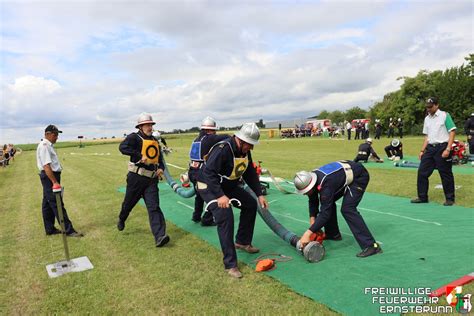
[117, 113, 170, 247]
[354, 138, 383, 163]
[294, 160, 382, 258]
[200, 116, 218, 130]
[374, 119, 383, 140]
[196, 122, 268, 278]
[188, 116, 229, 225]
[385, 138, 403, 161]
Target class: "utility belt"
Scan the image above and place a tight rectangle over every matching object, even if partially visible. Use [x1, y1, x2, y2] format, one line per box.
[358, 151, 368, 155]
[339, 161, 354, 186]
[189, 160, 203, 169]
[128, 162, 158, 178]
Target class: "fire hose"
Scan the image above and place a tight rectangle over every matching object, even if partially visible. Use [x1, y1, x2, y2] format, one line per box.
[261, 168, 297, 194]
[245, 187, 324, 263]
[161, 152, 196, 198]
[394, 160, 420, 168]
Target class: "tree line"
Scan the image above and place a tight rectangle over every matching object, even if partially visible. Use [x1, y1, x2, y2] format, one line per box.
[316, 54, 474, 135]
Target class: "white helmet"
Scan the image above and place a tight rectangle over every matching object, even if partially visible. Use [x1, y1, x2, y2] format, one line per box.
[366, 138, 373, 143]
[136, 113, 156, 128]
[200, 116, 218, 130]
[398, 118, 402, 121]
[152, 131, 161, 139]
[294, 171, 317, 195]
[391, 139, 400, 147]
[234, 123, 260, 145]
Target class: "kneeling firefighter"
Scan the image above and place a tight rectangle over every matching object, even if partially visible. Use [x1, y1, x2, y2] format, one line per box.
[196, 123, 269, 278]
[294, 160, 382, 258]
[385, 138, 403, 160]
[188, 116, 229, 225]
[117, 113, 169, 247]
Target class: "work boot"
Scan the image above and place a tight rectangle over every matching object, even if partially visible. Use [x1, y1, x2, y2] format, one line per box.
[410, 198, 428, 204]
[117, 219, 125, 231]
[357, 243, 382, 258]
[326, 233, 342, 241]
[46, 228, 62, 236]
[226, 267, 243, 278]
[156, 235, 170, 247]
[67, 231, 84, 238]
[235, 243, 260, 254]
[443, 200, 455, 206]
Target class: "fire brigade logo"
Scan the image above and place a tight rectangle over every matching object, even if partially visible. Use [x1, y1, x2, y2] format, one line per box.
[446, 286, 472, 314]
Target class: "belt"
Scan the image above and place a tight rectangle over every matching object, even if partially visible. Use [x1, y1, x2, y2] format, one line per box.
[40, 170, 61, 174]
[339, 161, 354, 186]
[358, 151, 368, 155]
[128, 162, 158, 178]
[428, 142, 447, 147]
[189, 161, 202, 169]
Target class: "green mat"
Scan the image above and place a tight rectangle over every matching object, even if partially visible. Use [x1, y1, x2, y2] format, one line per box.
[362, 155, 474, 175]
[119, 183, 473, 315]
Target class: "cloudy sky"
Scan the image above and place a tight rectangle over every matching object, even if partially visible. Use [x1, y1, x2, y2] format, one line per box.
[0, 0, 472, 144]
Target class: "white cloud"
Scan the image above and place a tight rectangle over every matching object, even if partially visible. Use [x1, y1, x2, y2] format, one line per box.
[0, 1, 472, 144]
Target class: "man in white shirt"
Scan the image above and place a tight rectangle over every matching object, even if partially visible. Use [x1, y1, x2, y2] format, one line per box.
[37, 125, 83, 236]
[411, 97, 456, 206]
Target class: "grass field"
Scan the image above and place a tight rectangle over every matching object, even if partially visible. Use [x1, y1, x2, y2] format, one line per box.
[1, 133, 472, 314]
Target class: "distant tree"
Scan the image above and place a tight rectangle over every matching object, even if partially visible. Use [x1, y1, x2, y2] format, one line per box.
[344, 107, 367, 122]
[317, 110, 330, 119]
[328, 110, 345, 124]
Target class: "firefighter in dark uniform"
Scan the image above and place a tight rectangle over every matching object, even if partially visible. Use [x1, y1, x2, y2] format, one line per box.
[196, 123, 268, 278]
[294, 161, 382, 258]
[374, 119, 383, 139]
[385, 138, 403, 160]
[354, 138, 383, 163]
[188, 116, 229, 225]
[117, 113, 170, 247]
[465, 113, 474, 154]
[397, 118, 404, 138]
[387, 118, 395, 138]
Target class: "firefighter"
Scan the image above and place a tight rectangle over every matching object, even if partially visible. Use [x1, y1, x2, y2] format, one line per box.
[294, 161, 382, 258]
[354, 138, 383, 163]
[117, 113, 169, 247]
[196, 123, 268, 278]
[188, 116, 229, 225]
[385, 139, 403, 160]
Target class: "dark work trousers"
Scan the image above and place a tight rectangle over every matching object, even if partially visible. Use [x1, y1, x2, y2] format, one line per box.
[188, 168, 213, 224]
[387, 128, 394, 138]
[347, 129, 351, 140]
[417, 143, 455, 202]
[39, 171, 75, 234]
[119, 172, 166, 242]
[469, 136, 474, 154]
[197, 185, 257, 269]
[354, 154, 368, 163]
[340, 164, 376, 249]
[375, 128, 382, 139]
[398, 127, 403, 138]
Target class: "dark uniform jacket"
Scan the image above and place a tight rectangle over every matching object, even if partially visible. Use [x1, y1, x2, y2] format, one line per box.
[357, 143, 380, 160]
[307, 161, 356, 232]
[465, 115, 474, 136]
[190, 131, 230, 163]
[197, 136, 262, 199]
[119, 131, 164, 171]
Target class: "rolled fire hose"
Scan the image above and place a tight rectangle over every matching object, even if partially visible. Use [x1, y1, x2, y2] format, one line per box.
[394, 160, 420, 168]
[161, 152, 196, 198]
[243, 186, 325, 263]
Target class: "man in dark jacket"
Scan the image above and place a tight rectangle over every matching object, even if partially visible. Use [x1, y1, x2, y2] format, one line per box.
[196, 123, 268, 278]
[117, 113, 169, 247]
[354, 138, 383, 163]
[465, 113, 474, 154]
[188, 116, 229, 225]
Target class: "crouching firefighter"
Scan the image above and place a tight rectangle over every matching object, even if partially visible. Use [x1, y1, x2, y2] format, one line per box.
[354, 138, 383, 163]
[188, 116, 229, 225]
[294, 160, 382, 258]
[117, 113, 170, 248]
[196, 123, 269, 278]
[385, 138, 403, 160]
